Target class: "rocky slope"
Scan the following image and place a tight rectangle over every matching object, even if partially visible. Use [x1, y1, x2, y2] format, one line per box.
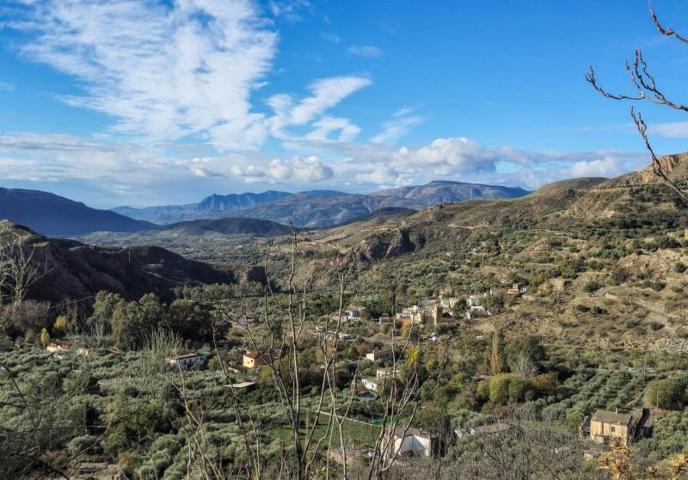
[0, 221, 234, 304]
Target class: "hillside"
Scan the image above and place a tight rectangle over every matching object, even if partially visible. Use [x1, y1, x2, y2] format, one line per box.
[371, 180, 530, 208]
[285, 157, 688, 356]
[158, 217, 293, 236]
[0, 221, 234, 305]
[0, 187, 154, 236]
[113, 181, 529, 227]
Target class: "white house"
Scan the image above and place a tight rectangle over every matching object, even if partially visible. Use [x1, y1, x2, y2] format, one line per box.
[365, 348, 395, 363]
[361, 377, 381, 392]
[392, 428, 435, 457]
[376, 367, 399, 381]
[343, 306, 366, 322]
[465, 305, 489, 321]
[395, 305, 423, 324]
[439, 295, 460, 309]
[167, 353, 207, 370]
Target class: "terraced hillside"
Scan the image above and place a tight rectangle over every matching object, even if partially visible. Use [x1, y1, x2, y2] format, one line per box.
[290, 159, 688, 360]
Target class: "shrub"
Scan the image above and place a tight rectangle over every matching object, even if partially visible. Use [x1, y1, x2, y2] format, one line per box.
[53, 315, 69, 332]
[489, 373, 527, 405]
[67, 435, 101, 455]
[476, 380, 490, 401]
[529, 373, 559, 396]
[645, 377, 688, 410]
[39, 328, 50, 347]
[611, 267, 630, 284]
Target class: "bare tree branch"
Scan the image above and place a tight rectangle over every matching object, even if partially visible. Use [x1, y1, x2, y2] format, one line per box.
[650, 2, 688, 45]
[631, 107, 688, 203]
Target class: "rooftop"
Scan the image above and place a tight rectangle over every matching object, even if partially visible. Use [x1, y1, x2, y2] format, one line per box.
[394, 426, 428, 438]
[591, 410, 637, 425]
[473, 423, 511, 435]
[173, 352, 202, 360]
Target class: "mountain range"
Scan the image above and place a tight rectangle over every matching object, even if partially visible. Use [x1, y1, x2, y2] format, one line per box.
[113, 181, 530, 228]
[113, 190, 290, 225]
[0, 181, 529, 236]
[0, 187, 154, 237]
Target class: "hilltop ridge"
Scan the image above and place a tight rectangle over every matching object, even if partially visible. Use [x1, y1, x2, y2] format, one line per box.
[111, 181, 530, 227]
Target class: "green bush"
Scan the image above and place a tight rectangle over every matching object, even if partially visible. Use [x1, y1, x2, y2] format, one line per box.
[645, 377, 688, 410]
[489, 373, 527, 405]
[67, 435, 101, 455]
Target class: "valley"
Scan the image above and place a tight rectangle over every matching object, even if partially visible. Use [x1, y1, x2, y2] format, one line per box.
[1, 157, 688, 479]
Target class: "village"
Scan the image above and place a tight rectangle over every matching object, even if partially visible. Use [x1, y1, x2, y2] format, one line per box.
[37, 282, 669, 470]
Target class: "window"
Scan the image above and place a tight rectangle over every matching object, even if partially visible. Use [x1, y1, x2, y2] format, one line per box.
[610, 426, 615, 433]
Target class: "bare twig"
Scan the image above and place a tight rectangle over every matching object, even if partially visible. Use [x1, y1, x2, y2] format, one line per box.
[631, 107, 688, 203]
[650, 2, 688, 45]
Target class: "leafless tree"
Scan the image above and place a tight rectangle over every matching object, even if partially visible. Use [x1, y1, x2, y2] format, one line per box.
[365, 338, 424, 480]
[586, 2, 688, 203]
[0, 225, 44, 331]
[174, 230, 429, 480]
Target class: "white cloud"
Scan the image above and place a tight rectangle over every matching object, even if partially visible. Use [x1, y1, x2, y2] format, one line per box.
[0, 131, 646, 204]
[568, 156, 627, 178]
[577, 120, 688, 139]
[269, 75, 371, 133]
[392, 137, 505, 174]
[10, 0, 277, 149]
[0, 131, 336, 191]
[268, 0, 311, 22]
[650, 121, 688, 139]
[348, 45, 383, 58]
[354, 165, 412, 186]
[338, 137, 647, 190]
[189, 158, 227, 178]
[305, 116, 361, 142]
[0, 133, 174, 184]
[371, 108, 424, 144]
[321, 32, 341, 44]
[231, 155, 333, 183]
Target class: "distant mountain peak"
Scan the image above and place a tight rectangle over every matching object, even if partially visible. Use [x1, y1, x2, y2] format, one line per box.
[425, 180, 463, 185]
[108, 181, 531, 229]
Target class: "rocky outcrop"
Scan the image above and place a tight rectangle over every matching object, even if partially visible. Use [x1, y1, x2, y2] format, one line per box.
[355, 229, 420, 262]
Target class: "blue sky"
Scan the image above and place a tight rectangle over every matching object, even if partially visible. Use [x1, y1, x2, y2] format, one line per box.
[1, 0, 688, 207]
